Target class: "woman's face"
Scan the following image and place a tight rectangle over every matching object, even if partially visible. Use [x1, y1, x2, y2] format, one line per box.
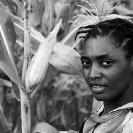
[81, 36, 133, 101]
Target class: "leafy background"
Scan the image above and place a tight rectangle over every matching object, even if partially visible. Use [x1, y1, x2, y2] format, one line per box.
[0, 0, 133, 133]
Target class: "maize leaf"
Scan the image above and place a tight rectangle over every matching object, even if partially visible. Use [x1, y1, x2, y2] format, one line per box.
[0, 0, 16, 14]
[0, 7, 25, 93]
[12, 14, 45, 51]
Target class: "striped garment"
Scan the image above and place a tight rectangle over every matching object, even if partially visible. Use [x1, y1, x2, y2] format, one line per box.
[79, 103, 133, 133]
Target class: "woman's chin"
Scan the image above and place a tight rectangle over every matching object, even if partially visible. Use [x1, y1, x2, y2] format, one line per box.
[93, 94, 109, 101]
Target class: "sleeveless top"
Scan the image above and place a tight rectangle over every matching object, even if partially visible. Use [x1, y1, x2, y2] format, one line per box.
[78, 103, 133, 133]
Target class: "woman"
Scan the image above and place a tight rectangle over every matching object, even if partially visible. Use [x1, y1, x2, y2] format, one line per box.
[32, 17, 133, 133]
[76, 17, 133, 133]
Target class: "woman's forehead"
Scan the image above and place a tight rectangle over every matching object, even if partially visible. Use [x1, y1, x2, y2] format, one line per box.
[82, 36, 125, 58]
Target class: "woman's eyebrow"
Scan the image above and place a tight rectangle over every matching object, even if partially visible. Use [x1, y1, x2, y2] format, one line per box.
[96, 54, 110, 60]
[80, 55, 89, 60]
[81, 54, 110, 60]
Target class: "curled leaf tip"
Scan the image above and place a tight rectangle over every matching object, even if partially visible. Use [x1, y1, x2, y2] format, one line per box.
[50, 19, 62, 36]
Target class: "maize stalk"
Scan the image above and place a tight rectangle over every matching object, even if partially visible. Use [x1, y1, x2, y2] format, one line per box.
[25, 19, 62, 91]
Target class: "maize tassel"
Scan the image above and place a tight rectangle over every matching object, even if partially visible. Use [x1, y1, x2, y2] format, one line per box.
[25, 19, 62, 91]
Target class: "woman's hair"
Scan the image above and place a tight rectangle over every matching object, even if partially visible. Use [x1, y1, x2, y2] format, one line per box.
[76, 18, 133, 58]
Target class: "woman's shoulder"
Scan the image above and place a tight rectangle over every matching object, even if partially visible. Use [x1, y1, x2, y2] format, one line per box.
[121, 110, 133, 133]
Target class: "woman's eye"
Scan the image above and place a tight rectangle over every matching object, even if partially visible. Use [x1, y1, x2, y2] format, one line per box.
[82, 61, 91, 68]
[101, 60, 113, 66]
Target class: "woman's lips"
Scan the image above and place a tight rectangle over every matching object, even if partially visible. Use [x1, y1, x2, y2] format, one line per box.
[89, 83, 107, 94]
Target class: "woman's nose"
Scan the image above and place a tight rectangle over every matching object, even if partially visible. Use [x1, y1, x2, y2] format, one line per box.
[89, 65, 102, 80]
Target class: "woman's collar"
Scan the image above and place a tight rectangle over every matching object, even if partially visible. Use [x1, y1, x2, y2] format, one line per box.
[97, 102, 133, 115]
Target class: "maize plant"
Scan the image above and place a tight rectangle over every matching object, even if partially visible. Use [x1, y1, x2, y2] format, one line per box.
[0, 0, 94, 133]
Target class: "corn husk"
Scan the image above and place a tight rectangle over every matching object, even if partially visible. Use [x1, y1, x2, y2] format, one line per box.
[50, 43, 82, 74]
[25, 19, 62, 91]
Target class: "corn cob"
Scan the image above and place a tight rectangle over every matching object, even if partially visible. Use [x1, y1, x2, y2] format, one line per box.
[25, 19, 62, 91]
